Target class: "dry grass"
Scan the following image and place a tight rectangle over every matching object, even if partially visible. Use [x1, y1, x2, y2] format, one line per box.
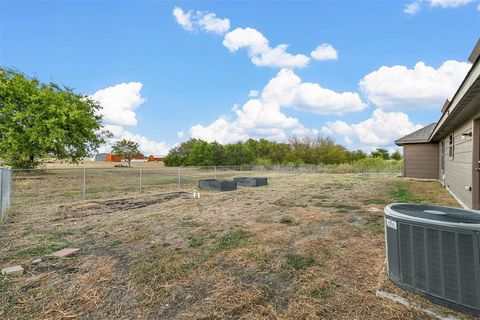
[0, 173, 468, 319]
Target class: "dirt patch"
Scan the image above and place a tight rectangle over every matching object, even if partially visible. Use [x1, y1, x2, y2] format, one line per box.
[57, 191, 190, 218]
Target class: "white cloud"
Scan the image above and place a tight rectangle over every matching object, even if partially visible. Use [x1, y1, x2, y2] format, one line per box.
[189, 99, 310, 144]
[223, 27, 310, 68]
[197, 12, 230, 35]
[90, 82, 146, 126]
[248, 90, 259, 97]
[404, 0, 474, 15]
[404, 1, 422, 15]
[311, 43, 338, 61]
[104, 125, 170, 156]
[262, 69, 367, 114]
[427, 0, 473, 7]
[172, 7, 230, 35]
[172, 7, 193, 31]
[91, 83, 171, 156]
[323, 109, 423, 146]
[188, 68, 365, 143]
[177, 131, 185, 139]
[359, 60, 471, 110]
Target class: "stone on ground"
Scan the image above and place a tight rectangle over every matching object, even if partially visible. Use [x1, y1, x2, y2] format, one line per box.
[51, 248, 80, 258]
[31, 258, 42, 265]
[1, 265, 24, 276]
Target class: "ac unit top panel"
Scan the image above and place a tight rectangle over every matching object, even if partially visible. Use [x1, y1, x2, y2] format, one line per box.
[385, 203, 480, 228]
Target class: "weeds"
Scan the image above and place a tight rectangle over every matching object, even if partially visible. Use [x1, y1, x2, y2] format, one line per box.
[283, 253, 316, 270]
[211, 228, 251, 251]
[279, 216, 294, 224]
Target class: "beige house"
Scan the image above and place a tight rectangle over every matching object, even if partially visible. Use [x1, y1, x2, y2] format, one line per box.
[396, 39, 480, 209]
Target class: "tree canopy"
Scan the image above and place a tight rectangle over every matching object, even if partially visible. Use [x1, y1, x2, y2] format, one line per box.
[111, 139, 140, 167]
[164, 137, 402, 167]
[0, 68, 107, 168]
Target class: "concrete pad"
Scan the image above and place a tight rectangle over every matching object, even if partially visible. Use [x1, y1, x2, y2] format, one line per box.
[1, 265, 24, 276]
[51, 248, 80, 258]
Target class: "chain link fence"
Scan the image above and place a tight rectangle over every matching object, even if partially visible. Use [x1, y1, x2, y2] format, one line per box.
[7, 164, 401, 208]
[0, 168, 13, 221]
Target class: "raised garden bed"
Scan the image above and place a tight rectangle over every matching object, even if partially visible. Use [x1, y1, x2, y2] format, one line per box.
[198, 179, 237, 191]
[233, 177, 268, 187]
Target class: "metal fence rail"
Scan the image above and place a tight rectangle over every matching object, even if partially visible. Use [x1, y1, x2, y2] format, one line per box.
[0, 168, 13, 221]
[7, 164, 401, 208]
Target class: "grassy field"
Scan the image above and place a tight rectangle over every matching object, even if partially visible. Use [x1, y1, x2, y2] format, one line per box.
[0, 172, 469, 319]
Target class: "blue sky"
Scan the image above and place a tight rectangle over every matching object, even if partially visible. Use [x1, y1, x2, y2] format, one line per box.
[1, 0, 479, 155]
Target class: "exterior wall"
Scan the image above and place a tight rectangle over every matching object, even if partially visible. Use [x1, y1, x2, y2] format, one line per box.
[95, 153, 107, 161]
[106, 154, 122, 162]
[439, 119, 474, 208]
[403, 143, 439, 179]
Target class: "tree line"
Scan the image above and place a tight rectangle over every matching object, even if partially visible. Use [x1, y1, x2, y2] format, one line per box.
[165, 137, 402, 167]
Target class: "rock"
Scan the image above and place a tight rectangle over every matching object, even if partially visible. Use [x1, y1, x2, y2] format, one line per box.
[31, 258, 42, 265]
[51, 248, 80, 258]
[1, 265, 24, 276]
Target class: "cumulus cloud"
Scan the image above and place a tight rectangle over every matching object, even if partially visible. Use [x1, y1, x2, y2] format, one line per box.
[427, 0, 473, 7]
[103, 125, 170, 156]
[322, 109, 423, 146]
[172, 7, 193, 31]
[197, 12, 230, 35]
[223, 27, 310, 68]
[172, 7, 230, 35]
[188, 69, 367, 143]
[310, 43, 338, 61]
[359, 60, 471, 110]
[262, 69, 367, 114]
[91, 83, 171, 156]
[404, 0, 474, 15]
[404, 1, 422, 15]
[90, 82, 146, 126]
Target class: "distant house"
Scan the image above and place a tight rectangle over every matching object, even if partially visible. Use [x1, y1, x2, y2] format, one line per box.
[395, 39, 480, 209]
[147, 155, 165, 162]
[94, 153, 122, 162]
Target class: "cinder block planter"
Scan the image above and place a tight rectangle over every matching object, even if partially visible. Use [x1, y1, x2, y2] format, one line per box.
[198, 179, 237, 191]
[234, 177, 268, 187]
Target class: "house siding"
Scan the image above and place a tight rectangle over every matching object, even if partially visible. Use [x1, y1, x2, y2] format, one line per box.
[403, 143, 439, 179]
[440, 119, 474, 208]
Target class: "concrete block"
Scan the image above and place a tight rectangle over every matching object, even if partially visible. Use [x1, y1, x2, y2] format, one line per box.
[1, 265, 24, 276]
[51, 248, 80, 258]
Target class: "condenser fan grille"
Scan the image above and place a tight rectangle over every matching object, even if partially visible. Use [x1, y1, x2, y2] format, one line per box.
[385, 203, 480, 316]
[390, 204, 480, 223]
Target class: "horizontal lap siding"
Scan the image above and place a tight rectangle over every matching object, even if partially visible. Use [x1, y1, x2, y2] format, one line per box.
[441, 120, 473, 208]
[404, 144, 439, 179]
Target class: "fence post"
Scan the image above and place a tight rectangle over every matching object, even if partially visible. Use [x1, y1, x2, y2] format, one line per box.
[178, 167, 181, 189]
[214, 166, 217, 179]
[83, 167, 86, 200]
[139, 168, 143, 192]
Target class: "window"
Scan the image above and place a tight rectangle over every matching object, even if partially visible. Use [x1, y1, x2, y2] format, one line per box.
[448, 134, 454, 159]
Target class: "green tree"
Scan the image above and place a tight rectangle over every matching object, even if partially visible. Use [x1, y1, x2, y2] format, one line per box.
[224, 142, 255, 166]
[164, 139, 199, 166]
[0, 68, 106, 168]
[111, 139, 140, 167]
[391, 150, 403, 161]
[371, 148, 390, 160]
[348, 150, 367, 162]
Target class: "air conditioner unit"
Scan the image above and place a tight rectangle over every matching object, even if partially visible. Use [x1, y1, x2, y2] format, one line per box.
[385, 203, 480, 316]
